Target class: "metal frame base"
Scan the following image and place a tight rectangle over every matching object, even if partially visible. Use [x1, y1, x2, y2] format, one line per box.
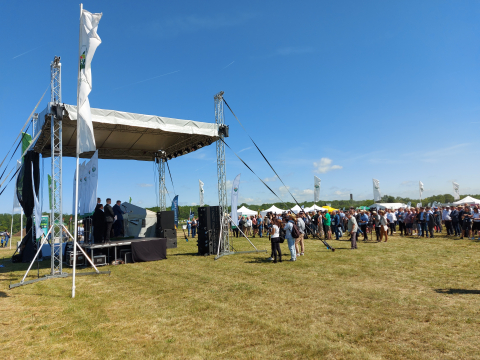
[9, 271, 111, 289]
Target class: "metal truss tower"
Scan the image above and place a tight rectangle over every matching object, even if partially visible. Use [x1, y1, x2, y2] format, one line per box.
[50, 56, 64, 276]
[214, 91, 229, 255]
[159, 158, 166, 211]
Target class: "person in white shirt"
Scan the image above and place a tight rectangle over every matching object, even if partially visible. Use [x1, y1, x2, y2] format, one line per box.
[471, 207, 480, 239]
[442, 206, 453, 235]
[386, 209, 397, 236]
[246, 217, 253, 236]
[269, 218, 282, 263]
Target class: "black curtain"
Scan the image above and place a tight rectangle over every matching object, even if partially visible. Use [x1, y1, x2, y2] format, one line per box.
[16, 151, 40, 237]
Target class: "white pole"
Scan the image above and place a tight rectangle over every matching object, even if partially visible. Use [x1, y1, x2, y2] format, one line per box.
[21, 208, 23, 239]
[72, 3, 83, 299]
[10, 208, 14, 250]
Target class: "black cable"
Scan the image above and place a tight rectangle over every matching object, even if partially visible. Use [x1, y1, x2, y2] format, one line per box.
[223, 98, 302, 207]
[220, 138, 291, 210]
[165, 160, 176, 196]
[0, 124, 32, 182]
[0, 165, 22, 197]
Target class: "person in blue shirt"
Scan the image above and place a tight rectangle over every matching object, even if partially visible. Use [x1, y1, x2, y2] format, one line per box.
[187, 219, 192, 237]
[359, 211, 369, 241]
[283, 214, 297, 261]
[418, 208, 426, 237]
[333, 211, 341, 240]
[257, 215, 263, 238]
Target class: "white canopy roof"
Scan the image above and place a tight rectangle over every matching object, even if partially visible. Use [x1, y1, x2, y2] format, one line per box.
[453, 196, 480, 205]
[260, 205, 285, 216]
[237, 206, 257, 216]
[33, 103, 220, 161]
[290, 205, 303, 214]
[369, 202, 407, 210]
[304, 204, 326, 213]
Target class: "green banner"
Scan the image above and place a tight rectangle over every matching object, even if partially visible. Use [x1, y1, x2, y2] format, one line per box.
[21, 132, 32, 155]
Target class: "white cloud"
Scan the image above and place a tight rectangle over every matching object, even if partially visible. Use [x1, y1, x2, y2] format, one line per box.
[138, 183, 153, 187]
[279, 185, 290, 193]
[238, 146, 252, 153]
[300, 189, 314, 195]
[313, 158, 343, 174]
[263, 175, 278, 182]
[241, 197, 254, 203]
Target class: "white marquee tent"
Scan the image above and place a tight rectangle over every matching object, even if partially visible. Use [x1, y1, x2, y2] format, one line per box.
[304, 204, 326, 213]
[453, 196, 480, 205]
[260, 205, 285, 216]
[290, 205, 303, 214]
[237, 206, 257, 216]
[369, 202, 408, 210]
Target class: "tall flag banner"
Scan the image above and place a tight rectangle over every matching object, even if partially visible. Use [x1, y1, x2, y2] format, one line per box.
[31, 163, 42, 239]
[171, 195, 179, 227]
[419, 181, 424, 199]
[85, 150, 98, 214]
[453, 182, 460, 201]
[189, 209, 194, 220]
[199, 180, 204, 207]
[77, 8, 102, 155]
[407, 201, 411, 208]
[13, 160, 21, 210]
[314, 176, 321, 203]
[79, 161, 86, 215]
[231, 174, 241, 226]
[372, 179, 381, 202]
[72, 167, 77, 215]
[129, 197, 132, 203]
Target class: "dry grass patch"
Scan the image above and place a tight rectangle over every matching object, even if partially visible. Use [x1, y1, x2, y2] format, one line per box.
[0, 233, 479, 359]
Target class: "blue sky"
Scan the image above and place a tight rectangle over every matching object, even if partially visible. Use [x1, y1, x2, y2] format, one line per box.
[1, 0, 480, 213]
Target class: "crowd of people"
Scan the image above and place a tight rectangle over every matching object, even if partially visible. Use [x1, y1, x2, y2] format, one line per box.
[227, 204, 480, 263]
[90, 198, 127, 243]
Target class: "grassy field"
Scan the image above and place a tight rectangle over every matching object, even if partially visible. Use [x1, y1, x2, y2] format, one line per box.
[0, 231, 479, 359]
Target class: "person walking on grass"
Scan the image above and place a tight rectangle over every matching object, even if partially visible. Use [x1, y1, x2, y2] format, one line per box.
[270, 218, 282, 263]
[283, 214, 297, 261]
[347, 213, 358, 249]
[379, 210, 388, 242]
[295, 212, 306, 257]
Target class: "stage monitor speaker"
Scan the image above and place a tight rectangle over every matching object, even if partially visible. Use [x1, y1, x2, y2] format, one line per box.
[167, 239, 177, 249]
[156, 211, 175, 230]
[197, 206, 221, 255]
[161, 229, 177, 240]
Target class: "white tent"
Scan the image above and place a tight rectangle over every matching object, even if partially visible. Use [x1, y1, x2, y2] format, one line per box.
[121, 202, 157, 238]
[260, 205, 285, 216]
[453, 196, 480, 205]
[237, 206, 257, 216]
[290, 205, 303, 214]
[304, 204, 326, 213]
[369, 202, 407, 210]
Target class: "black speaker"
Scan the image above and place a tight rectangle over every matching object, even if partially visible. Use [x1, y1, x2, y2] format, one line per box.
[197, 206, 221, 255]
[166, 238, 177, 249]
[156, 211, 175, 231]
[161, 229, 177, 240]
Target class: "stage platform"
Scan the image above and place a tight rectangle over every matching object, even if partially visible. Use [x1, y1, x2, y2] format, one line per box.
[81, 237, 167, 265]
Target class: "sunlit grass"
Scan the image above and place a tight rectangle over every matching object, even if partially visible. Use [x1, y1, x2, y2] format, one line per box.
[1, 232, 479, 359]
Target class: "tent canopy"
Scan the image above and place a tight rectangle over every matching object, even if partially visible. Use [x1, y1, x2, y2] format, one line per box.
[33, 104, 220, 161]
[369, 202, 407, 210]
[453, 196, 480, 205]
[304, 204, 326, 213]
[322, 205, 339, 212]
[237, 206, 257, 216]
[260, 205, 285, 216]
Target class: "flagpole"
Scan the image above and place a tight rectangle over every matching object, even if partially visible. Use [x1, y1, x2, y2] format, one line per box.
[72, 3, 83, 299]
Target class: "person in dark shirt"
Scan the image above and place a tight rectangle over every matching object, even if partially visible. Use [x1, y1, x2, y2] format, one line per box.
[104, 198, 115, 242]
[112, 200, 126, 237]
[92, 204, 105, 244]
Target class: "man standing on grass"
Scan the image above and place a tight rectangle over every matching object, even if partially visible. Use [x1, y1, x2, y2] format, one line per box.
[283, 214, 297, 261]
[323, 211, 332, 240]
[442, 206, 453, 236]
[347, 213, 358, 250]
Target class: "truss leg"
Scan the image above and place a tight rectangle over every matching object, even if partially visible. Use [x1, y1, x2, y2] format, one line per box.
[214, 91, 229, 256]
[50, 56, 64, 276]
[158, 158, 166, 211]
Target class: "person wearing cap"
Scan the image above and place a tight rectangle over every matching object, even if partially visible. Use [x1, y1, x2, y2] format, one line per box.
[442, 206, 453, 236]
[283, 214, 297, 261]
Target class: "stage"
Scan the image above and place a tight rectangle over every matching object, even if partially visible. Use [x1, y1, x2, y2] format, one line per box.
[81, 237, 168, 265]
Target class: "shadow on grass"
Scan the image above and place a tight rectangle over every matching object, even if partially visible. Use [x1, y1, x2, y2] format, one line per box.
[172, 252, 204, 257]
[0, 291, 8, 297]
[245, 257, 274, 264]
[435, 289, 480, 295]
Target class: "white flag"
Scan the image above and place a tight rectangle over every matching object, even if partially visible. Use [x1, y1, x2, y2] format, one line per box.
[230, 174, 241, 226]
[453, 182, 460, 201]
[86, 150, 98, 214]
[419, 181, 424, 198]
[372, 179, 381, 202]
[13, 160, 21, 211]
[77, 9, 102, 155]
[199, 180, 204, 207]
[72, 167, 77, 215]
[79, 161, 86, 215]
[314, 176, 321, 203]
[31, 163, 42, 239]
